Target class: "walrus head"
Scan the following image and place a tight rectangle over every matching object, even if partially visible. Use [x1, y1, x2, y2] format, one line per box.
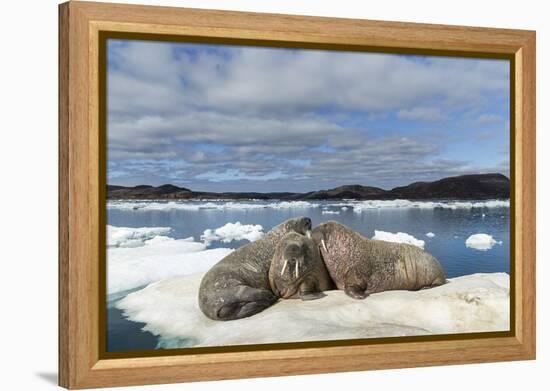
[272, 216, 312, 237]
[268, 216, 311, 241]
[311, 222, 332, 257]
[269, 232, 317, 299]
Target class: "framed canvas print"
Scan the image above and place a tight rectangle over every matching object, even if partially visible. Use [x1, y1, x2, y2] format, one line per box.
[59, 1, 536, 389]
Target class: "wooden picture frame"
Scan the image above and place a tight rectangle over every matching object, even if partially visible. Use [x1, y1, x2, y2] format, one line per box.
[59, 1, 536, 389]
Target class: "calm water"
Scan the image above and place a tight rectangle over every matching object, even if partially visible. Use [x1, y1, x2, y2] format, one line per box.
[106, 200, 510, 352]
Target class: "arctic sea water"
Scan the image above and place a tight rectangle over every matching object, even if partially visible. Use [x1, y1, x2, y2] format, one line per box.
[106, 199, 509, 352]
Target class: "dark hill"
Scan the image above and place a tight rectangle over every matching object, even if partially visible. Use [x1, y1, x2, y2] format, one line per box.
[301, 185, 386, 200]
[387, 173, 509, 199]
[107, 184, 191, 199]
[107, 173, 509, 200]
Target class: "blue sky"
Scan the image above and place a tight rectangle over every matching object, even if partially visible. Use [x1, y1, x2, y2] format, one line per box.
[107, 39, 510, 192]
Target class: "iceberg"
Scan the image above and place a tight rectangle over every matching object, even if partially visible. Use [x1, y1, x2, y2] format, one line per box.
[117, 272, 510, 348]
[201, 222, 264, 245]
[372, 230, 425, 248]
[465, 233, 503, 251]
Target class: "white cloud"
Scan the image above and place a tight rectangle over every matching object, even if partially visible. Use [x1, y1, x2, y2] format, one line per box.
[108, 42, 509, 119]
[195, 169, 287, 182]
[397, 107, 447, 122]
[475, 113, 505, 124]
[106, 40, 510, 190]
[107, 111, 345, 154]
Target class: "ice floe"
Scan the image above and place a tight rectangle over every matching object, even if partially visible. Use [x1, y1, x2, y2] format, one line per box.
[107, 225, 172, 248]
[107, 200, 316, 211]
[350, 199, 509, 212]
[465, 234, 503, 251]
[321, 210, 340, 215]
[426, 232, 435, 238]
[372, 230, 425, 248]
[107, 226, 232, 294]
[117, 272, 510, 348]
[201, 222, 264, 245]
[107, 199, 509, 212]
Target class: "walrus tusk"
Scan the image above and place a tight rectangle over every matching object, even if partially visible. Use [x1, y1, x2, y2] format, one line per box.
[306, 230, 312, 239]
[321, 239, 328, 252]
[280, 259, 288, 276]
[295, 261, 299, 278]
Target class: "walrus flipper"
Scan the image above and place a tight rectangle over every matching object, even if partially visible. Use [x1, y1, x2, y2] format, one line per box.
[298, 279, 327, 301]
[344, 285, 370, 300]
[216, 286, 278, 320]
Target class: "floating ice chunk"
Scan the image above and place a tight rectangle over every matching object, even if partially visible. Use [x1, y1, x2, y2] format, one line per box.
[107, 199, 510, 212]
[353, 200, 416, 211]
[117, 272, 510, 348]
[107, 200, 317, 211]
[269, 201, 314, 209]
[426, 232, 435, 238]
[107, 225, 172, 248]
[351, 199, 509, 212]
[107, 227, 232, 294]
[465, 234, 502, 251]
[372, 230, 425, 248]
[324, 202, 353, 209]
[321, 210, 340, 215]
[201, 222, 264, 245]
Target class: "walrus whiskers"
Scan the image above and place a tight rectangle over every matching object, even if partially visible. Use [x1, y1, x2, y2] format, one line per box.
[269, 231, 334, 302]
[280, 259, 288, 276]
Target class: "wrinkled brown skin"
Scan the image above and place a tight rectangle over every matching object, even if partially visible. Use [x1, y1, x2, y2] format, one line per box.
[269, 232, 334, 301]
[312, 221, 446, 299]
[199, 217, 312, 321]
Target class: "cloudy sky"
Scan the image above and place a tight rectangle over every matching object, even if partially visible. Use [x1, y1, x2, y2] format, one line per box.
[107, 39, 510, 192]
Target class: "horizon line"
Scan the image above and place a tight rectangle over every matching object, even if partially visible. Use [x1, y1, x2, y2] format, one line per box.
[107, 172, 510, 194]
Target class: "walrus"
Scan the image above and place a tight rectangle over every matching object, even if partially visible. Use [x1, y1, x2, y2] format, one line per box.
[198, 217, 312, 321]
[268, 232, 334, 301]
[311, 221, 446, 299]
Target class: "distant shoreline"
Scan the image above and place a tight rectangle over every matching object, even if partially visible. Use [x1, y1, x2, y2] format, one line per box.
[107, 173, 510, 201]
